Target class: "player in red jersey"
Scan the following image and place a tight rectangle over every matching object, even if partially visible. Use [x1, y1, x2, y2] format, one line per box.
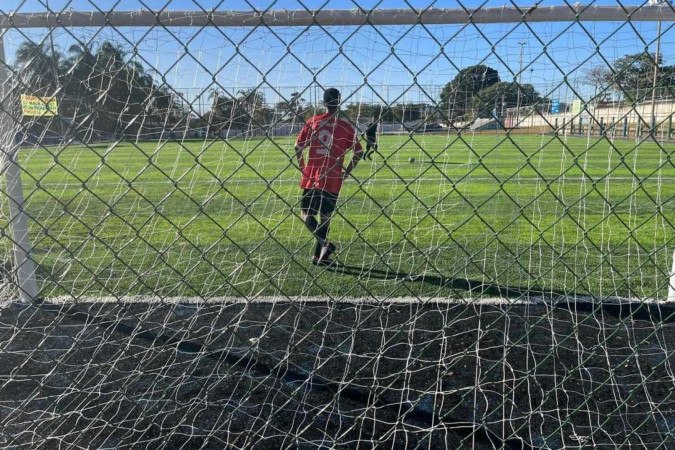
[294, 88, 363, 266]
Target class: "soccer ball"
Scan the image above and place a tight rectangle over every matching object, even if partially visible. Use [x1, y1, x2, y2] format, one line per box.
[408, 157, 415, 163]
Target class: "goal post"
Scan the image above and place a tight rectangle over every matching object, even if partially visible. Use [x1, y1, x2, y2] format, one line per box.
[0, 32, 38, 303]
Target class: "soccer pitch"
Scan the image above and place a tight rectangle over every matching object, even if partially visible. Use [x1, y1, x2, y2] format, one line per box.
[9, 133, 675, 301]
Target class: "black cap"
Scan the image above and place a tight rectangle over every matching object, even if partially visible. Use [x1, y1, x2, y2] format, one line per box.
[323, 88, 341, 107]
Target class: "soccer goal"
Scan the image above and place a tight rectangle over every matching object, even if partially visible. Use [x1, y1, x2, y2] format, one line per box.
[0, 2, 674, 448]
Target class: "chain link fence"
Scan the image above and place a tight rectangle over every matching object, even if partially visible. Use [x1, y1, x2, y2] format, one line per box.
[0, 2, 674, 448]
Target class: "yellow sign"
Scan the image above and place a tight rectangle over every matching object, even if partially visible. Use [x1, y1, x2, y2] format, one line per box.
[21, 95, 58, 117]
[571, 99, 582, 115]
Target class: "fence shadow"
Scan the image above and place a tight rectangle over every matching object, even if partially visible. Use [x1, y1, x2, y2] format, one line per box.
[327, 263, 675, 323]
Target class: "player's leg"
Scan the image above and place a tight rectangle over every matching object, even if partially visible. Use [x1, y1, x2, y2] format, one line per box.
[314, 191, 338, 265]
[300, 189, 322, 260]
[365, 142, 373, 160]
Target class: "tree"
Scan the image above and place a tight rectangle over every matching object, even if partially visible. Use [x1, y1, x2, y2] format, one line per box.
[288, 92, 304, 117]
[470, 82, 542, 119]
[236, 89, 268, 133]
[604, 52, 663, 102]
[276, 91, 305, 122]
[16, 38, 181, 141]
[343, 103, 381, 122]
[583, 65, 612, 102]
[439, 65, 500, 124]
[208, 88, 223, 126]
[15, 41, 62, 95]
[60, 43, 98, 118]
[206, 89, 239, 134]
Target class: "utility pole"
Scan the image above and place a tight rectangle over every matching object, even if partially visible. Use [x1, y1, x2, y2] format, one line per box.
[650, 13, 662, 135]
[515, 41, 525, 129]
[649, 1, 671, 137]
[310, 67, 318, 112]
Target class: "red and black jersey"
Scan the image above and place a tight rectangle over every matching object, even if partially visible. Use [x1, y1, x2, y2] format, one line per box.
[296, 112, 362, 195]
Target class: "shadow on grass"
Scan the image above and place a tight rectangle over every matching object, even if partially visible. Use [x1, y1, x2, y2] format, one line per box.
[327, 263, 675, 323]
[327, 262, 564, 299]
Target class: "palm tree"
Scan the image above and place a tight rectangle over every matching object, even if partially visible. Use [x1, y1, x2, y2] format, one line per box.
[59, 43, 97, 125]
[208, 88, 222, 117]
[236, 88, 267, 134]
[14, 40, 61, 95]
[14, 37, 179, 141]
[288, 91, 304, 120]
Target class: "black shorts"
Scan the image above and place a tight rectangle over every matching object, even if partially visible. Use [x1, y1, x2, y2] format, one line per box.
[301, 189, 338, 217]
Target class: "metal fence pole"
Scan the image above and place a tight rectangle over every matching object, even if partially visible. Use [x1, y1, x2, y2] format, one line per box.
[0, 32, 38, 302]
[623, 117, 628, 137]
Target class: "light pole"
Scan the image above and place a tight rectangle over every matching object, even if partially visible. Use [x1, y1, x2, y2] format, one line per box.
[515, 41, 525, 129]
[648, 0, 670, 136]
[310, 67, 319, 112]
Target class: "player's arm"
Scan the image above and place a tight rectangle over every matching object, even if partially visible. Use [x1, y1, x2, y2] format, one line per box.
[343, 133, 363, 179]
[294, 142, 306, 171]
[294, 123, 310, 171]
[343, 151, 362, 179]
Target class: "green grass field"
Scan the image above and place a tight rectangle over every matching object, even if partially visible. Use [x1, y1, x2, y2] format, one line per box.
[5, 133, 675, 300]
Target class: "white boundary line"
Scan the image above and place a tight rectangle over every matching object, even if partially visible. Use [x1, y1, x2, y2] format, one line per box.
[4, 294, 671, 306]
[27, 176, 675, 188]
[669, 250, 675, 302]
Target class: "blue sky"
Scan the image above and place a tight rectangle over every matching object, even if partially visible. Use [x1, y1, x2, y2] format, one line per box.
[1, 1, 672, 110]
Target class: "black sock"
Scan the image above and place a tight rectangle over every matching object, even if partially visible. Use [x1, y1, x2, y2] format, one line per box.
[314, 222, 330, 258]
[304, 216, 322, 258]
[316, 222, 329, 247]
[304, 216, 318, 234]
[316, 222, 329, 242]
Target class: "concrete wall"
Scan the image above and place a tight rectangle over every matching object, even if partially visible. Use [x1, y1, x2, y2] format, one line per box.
[514, 99, 675, 134]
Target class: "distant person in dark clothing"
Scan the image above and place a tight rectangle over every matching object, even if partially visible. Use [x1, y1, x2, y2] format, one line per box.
[363, 116, 379, 160]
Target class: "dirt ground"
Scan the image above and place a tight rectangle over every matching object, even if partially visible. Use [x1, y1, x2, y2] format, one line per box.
[1, 298, 674, 449]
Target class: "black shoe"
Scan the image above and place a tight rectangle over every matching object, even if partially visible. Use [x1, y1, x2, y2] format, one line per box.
[312, 242, 337, 267]
[311, 256, 336, 267]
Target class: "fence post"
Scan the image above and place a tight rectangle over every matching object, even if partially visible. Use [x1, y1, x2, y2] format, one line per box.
[668, 115, 673, 140]
[0, 33, 38, 302]
[610, 117, 615, 139]
[623, 117, 628, 138]
[599, 117, 604, 136]
[578, 117, 583, 135]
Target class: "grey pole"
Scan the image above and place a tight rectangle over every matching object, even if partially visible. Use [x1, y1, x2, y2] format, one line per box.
[515, 41, 525, 129]
[0, 7, 673, 28]
[0, 32, 39, 302]
[650, 20, 662, 135]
